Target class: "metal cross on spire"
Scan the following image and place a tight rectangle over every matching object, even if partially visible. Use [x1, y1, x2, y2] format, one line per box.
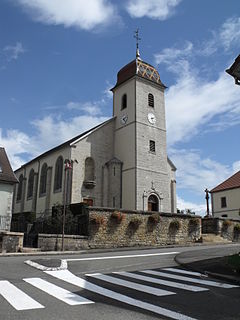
[134, 28, 141, 59]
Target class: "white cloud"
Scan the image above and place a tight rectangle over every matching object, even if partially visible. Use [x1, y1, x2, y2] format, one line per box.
[233, 161, 240, 173]
[165, 70, 240, 146]
[0, 113, 109, 170]
[66, 101, 101, 115]
[3, 42, 25, 62]
[16, 0, 119, 31]
[125, 0, 182, 20]
[169, 148, 238, 195]
[219, 17, 240, 50]
[177, 196, 206, 216]
[154, 41, 193, 65]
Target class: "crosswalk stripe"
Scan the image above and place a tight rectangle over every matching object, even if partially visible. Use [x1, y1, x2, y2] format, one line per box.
[0, 280, 44, 311]
[85, 273, 175, 297]
[46, 269, 198, 320]
[114, 271, 208, 292]
[142, 270, 239, 289]
[23, 278, 94, 305]
[162, 268, 203, 277]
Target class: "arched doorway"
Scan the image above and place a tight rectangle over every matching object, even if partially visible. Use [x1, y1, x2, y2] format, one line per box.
[148, 194, 159, 212]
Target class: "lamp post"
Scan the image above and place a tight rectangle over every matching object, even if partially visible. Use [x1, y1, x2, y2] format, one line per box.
[62, 159, 72, 251]
[205, 188, 210, 217]
[226, 54, 240, 85]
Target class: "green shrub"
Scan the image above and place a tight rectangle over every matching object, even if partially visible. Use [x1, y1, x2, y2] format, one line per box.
[169, 220, 180, 231]
[234, 224, 240, 233]
[129, 217, 142, 229]
[148, 213, 161, 224]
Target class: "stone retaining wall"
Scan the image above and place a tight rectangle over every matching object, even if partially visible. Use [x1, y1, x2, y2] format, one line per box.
[38, 234, 89, 251]
[87, 208, 201, 249]
[37, 208, 201, 251]
[202, 217, 240, 241]
[0, 231, 24, 253]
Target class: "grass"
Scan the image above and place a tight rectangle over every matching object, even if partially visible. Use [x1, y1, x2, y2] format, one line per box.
[227, 253, 240, 274]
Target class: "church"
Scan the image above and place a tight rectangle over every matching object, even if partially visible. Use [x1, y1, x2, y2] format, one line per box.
[13, 49, 177, 217]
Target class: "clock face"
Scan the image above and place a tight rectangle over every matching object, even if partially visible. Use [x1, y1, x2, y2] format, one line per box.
[121, 114, 128, 125]
[148, 113, 156, 124]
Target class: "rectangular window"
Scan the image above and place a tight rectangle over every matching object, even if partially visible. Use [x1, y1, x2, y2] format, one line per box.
[149, 140, 156, 153]
[221, 197, 227, 208]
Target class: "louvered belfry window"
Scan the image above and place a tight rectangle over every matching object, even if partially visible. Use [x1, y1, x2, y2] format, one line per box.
[148, 93, 154, 107]
[149, 140, 156, 153]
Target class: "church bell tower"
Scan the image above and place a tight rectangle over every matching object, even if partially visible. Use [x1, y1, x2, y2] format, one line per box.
[111, 33, 175, 212]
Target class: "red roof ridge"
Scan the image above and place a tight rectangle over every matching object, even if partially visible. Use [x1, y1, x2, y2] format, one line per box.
[210, 170, 240, 193]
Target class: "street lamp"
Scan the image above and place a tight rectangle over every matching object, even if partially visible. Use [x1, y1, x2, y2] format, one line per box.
[226, 54, 240, 85]
[62, 159, 72, 251]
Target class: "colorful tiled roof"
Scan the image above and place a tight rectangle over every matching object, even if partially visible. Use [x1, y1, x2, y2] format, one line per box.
[210, 171, 240, 193]
[0, 147, 18, 184]
[112, 58, 166, 89]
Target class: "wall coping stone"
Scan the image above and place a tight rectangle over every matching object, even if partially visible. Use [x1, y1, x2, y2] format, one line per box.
[0, 231, 24, 236]
[88, 207, 201, 219]
[203, 217, 240, 223]
[38, 233, 88, 240]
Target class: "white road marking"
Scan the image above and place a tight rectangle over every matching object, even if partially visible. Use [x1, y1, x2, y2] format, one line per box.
[66, 251, 179, 262]
[142, 270, 239, 289]
[23, 277, 94, 305]
[162, 268, 203, 277]
[114, 271, 208, 292]
[0, 280, 44, 311]
[46, 269, 198, 320]
[85, 273, 175, 297]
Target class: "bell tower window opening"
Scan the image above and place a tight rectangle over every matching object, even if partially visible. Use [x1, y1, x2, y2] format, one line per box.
[148, 93, 154, 108]
[149, 140, 156, 153]
[121, 94, 127, 110]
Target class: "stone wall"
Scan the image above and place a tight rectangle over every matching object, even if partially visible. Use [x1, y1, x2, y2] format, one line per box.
[0, 231, 24, 253]
[38, 234, 89, 251]
[202, 217, 240, 242]
[88, 208, 201, 249]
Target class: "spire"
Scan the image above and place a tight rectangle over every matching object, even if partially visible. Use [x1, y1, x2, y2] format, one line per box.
[134, 28, 141, 59]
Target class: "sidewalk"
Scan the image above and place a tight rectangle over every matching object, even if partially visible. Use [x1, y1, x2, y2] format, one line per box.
[175, 251, 240, 285]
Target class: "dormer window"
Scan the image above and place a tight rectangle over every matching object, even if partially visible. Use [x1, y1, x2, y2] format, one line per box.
[121, 94, 127, 110]
[148, 93, 154, 108]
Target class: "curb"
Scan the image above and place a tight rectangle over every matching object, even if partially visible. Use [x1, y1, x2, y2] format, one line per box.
[25, 259, 68, 271]
[175, 254, 240, 285]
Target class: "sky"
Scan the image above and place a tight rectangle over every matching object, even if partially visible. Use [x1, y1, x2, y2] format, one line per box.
[0, 0, 240, 215]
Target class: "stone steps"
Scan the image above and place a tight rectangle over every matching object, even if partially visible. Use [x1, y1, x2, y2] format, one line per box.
[200, 233, 231, 244]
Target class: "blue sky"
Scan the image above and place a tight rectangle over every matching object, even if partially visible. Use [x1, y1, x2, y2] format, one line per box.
[1, 0, 240, 215]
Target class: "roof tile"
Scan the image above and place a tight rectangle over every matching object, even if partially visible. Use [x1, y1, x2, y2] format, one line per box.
[210, 171, 240, 193]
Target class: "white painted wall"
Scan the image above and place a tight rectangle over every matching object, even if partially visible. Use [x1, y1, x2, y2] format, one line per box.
[212, 188, 240, 220]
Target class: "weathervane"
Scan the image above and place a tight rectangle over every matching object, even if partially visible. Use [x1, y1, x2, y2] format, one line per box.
[134, 28, 141, 59]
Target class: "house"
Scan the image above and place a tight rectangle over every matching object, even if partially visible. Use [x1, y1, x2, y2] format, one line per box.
[210, 170, 240, 220]
[13, 51, 177, 218]
[0, 147, 18, 230]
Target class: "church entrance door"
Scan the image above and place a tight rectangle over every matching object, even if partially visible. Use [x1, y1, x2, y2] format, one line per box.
[148, 194, 159, 212]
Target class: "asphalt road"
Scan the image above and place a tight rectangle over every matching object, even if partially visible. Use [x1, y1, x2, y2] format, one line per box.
[0, 244, 240, 320]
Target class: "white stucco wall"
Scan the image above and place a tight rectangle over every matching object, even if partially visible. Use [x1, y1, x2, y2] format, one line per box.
[0, 183, 14, 230]
[212, 188, 240, 220]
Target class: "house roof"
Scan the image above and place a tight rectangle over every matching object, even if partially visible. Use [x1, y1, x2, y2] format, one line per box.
[15, 117, 115, 172]
[111, 58, 166, 90]
[0, 147, 18, 184]
[210, 171, 240, 193]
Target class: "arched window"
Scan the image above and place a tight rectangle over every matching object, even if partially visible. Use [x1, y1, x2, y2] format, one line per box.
[17, 174, 23, 201]
[121, 94, 127, 110]
[54, 156, 63, 191]
[27, 169, 34, 199]
[148, 194, 159, 212]
[84, 157, 95, 181]
[39, 163, 47, 196]
[148, 93, 154, 107]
